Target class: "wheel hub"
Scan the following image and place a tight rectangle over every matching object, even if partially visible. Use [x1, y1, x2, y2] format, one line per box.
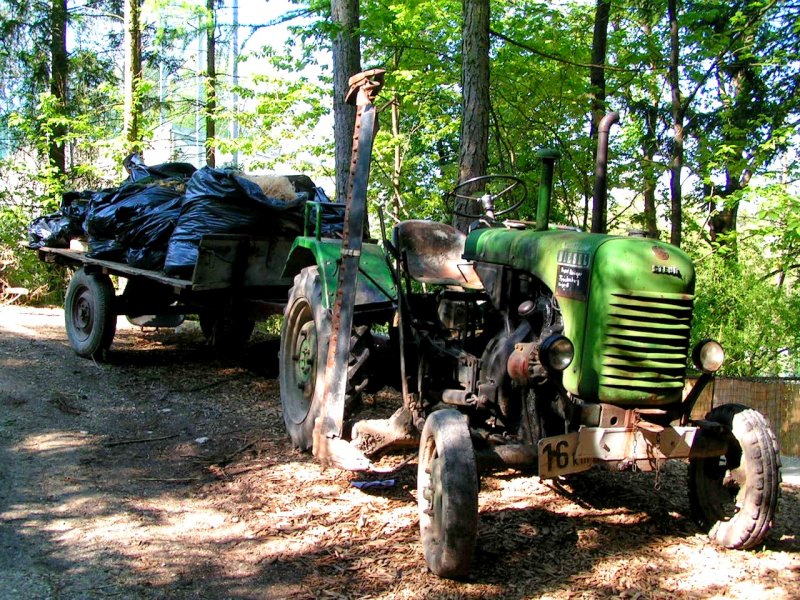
[73, 290, 93, 340]
[293, 320, 317, 399]
[422, 454, 444, 536]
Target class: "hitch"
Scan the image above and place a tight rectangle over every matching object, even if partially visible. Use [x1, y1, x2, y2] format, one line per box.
[312, 68, 385, 470]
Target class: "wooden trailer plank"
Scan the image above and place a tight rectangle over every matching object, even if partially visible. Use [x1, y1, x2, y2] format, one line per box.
[38, 247, 193, 290]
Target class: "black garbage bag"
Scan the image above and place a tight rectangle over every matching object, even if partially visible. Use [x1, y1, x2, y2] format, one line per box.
[164, 167, 304, 276]
[123, 153, 196, 184]
[305, 200, 347, 238]
[60, 190, 92, 222]
[116, 195, 182, 249]
[27, 190, 95, 249]
[116, 195, 182, 270]
[86, 237, 125, 261]
[266, 176, 345, 238]
[84, 154, 193, 262]
[125, 247, 169, 271]
[286, 174, 319, 200]
[85, 182, 183, 243]
[27, 213, 82, 249]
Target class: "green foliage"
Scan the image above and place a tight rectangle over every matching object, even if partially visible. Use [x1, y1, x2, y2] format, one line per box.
[0, 204, 68, 305]
[215, 49, 331, 175]
[752, 184, 800, 278]
[489, 1, 596, 226]
[692, 252, 800, 377]
[0, 80, 123, 303]
[690, 181, 800, 376]
[359, 0, 463, 222]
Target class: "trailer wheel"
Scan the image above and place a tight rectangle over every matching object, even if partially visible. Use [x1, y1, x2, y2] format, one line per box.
[64, 268, 117, 359]
[689, 403, 781, 549]
[417, 409, 478, 579]
[279, 267, 371, 450]
[199, 312, 255, 349]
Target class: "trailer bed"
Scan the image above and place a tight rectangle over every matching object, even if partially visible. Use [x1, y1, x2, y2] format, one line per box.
[37, 234, 299, 357]
[38, 233, 296, 292]
[38, 247, 193, 290]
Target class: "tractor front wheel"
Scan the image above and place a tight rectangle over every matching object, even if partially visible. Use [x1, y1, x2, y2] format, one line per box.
[417, 409, 479, 579]
[689, 403, 781, 549]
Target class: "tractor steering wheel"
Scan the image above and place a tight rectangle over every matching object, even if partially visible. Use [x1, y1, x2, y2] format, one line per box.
[447, 175, 527, 220]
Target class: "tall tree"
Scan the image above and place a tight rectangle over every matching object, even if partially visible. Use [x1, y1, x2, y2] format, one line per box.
[638, 9, 662, 240]
[456, 0, 490, 232]
[486, 2, 595, 227]
[641, 103, 659, 238]
[49, 0, 68, 175]
[205, 0, 217, 167]
[123, 0, 143, 154]
[667, 0, 684, 247]
[356, 0, 463, 221]
[684, 0, 800, 254]
[230, 0, 240, 168]
[331, 0, 361, 203]
[589, 0, 611, 233]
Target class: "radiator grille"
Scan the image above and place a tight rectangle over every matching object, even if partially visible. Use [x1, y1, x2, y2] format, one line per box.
[599, 291, 693, 398]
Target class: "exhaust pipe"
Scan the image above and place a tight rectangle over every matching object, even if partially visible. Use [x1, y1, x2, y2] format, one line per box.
[535, 148, 560, 231]
[591, 112, 620, 233]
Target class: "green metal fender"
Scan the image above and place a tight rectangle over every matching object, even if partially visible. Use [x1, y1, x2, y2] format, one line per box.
[282, 236, 397, 310]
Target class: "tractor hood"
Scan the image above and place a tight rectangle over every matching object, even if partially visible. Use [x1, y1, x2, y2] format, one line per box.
[465, 227, 696, 405]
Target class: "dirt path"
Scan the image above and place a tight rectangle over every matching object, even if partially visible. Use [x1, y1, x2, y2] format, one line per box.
[1, 306, 798, 599]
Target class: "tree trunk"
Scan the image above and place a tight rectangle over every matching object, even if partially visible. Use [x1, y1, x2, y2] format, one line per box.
[49, 0, 67, 174]
[390, 48, 403, 215]
[667, 0, 683, 248]
[456, 0, 490, 233]
[205, 0, 216, 168]
[391, 95, 403, 214]
[230, 0, 239, 167]
[704, 16, 760, 257]
[708, 186, 740, 249]
[123, 0, 142, 155]
[331, 0, 361, 204]
[642, 104, 659, 238]
[590, 0, 611, 233]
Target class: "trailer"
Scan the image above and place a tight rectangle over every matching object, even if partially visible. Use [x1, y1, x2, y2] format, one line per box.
[37, 232, 295, 356]
[37, 183, 394, 361]
[30, 72, 394, 376]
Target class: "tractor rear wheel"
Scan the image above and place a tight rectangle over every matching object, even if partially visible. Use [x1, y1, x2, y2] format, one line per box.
[689, 403, 781, 549]
[417, 409, 478, 579]
[278, 267, 371, 450]
[64, 268, 117, 359]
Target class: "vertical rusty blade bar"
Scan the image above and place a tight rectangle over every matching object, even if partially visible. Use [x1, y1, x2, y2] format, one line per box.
[318, 82, 380, 442]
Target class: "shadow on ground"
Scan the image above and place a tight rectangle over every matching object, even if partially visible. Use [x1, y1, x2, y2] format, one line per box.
[1, 308, 797, 599]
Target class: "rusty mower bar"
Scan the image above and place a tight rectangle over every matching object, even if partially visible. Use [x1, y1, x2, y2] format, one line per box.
[312, 69, 386, 470]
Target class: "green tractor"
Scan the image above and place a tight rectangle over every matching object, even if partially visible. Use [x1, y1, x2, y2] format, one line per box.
[277, 70, 781, 578]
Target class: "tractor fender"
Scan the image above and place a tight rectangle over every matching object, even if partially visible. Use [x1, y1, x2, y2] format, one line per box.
[282, 236, 397, 310]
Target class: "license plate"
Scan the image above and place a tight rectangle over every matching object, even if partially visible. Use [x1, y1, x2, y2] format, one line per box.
[537, 432, 594, 479]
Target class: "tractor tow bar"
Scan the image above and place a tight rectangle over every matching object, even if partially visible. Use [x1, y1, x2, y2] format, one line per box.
[312, 69, 385, 471]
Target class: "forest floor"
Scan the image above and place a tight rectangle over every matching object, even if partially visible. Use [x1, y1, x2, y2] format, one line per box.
[0, 305, 798, 600]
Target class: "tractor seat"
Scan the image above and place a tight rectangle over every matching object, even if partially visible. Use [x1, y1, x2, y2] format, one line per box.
[392, 220, 483, 290]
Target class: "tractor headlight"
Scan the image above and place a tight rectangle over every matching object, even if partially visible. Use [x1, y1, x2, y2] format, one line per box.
[692, 339, 724, 373]
[540, 335, 574, 371]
